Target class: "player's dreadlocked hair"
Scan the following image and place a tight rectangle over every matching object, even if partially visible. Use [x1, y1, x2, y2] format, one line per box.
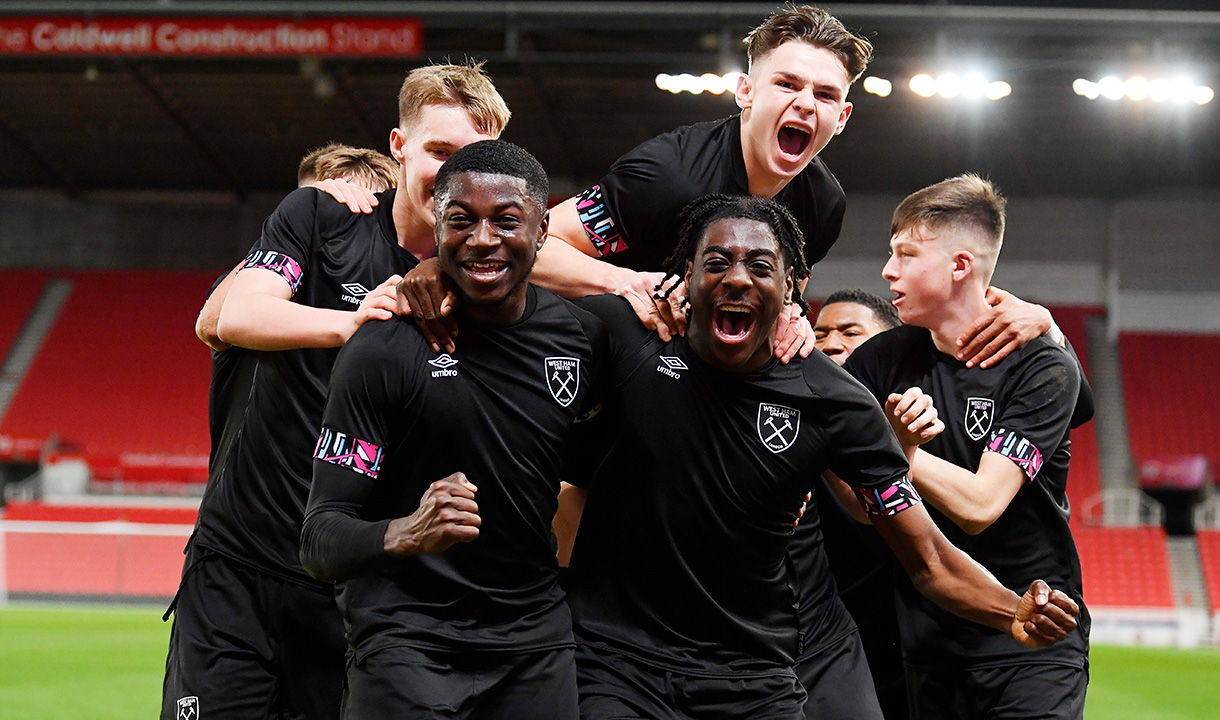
[659, 194, 810, 316]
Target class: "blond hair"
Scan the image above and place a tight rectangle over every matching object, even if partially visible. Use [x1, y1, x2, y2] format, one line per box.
[397, 62, 510, 137]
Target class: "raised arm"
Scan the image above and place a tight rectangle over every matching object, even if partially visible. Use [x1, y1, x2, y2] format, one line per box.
[908, 450, 1025, 535]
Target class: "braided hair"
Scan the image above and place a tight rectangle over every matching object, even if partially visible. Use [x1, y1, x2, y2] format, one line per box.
[658, 194, 810, 316]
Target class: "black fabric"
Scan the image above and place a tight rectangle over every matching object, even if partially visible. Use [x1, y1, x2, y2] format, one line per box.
[192, 187, 417, 589]
[795, 629, 885, 720]
[802, 476, 908, 720]
[845, 325, 1090, 671]
[344, 645, 579, 720]
[161, 549, 346, 720]
[905, 663, 1087, 720]
[301, 285, 608, 656]
[584, 115, 845, 271]
[564, 294, 911, 674]
[575, 643, 806, 720]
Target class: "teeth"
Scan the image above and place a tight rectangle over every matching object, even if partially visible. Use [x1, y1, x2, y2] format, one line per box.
[717, 304, 752, 313]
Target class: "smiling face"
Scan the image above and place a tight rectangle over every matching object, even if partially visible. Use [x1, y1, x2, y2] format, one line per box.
[435, 171, 547, 324]
[684, 217, 793, 373]
[390, 104, 498, 250]
[813, 302, 890, 365]
[736, 41, 853, 192]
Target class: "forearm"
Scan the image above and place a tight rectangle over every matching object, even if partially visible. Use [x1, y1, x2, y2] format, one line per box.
[299, 508, 391, 583]
[218, 291, 354, 350]
[904, 531, 1020, 635]
[909, 449, 1004, 534]
[532, 237, 634, 298]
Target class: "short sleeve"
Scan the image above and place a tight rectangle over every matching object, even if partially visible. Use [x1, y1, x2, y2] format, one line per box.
[313, 320, 414, 482]
[240, 187, 320, 296]
[820, 378, 917, 517]
[577, 134, 691, 259]
[986, 344, 1080, 482]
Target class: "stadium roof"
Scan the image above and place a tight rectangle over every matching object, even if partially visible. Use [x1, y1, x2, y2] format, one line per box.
[0, 1, 1218, 198]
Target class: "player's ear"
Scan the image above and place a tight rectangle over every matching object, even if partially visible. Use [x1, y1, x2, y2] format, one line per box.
[683, 260, 694, 287]
[735, 72, 753, 110]
[537, 210, 550, 250]
[834, 101, 853, 135]
[389, 128, 406, 163]
[785, 269, 795, 301]
[951, 249, 975, 282]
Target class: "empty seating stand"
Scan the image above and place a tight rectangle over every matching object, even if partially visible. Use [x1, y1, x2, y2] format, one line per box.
[1074, 525, 1175, 608]
[0, 270, 215, 486]
[0, 270, 49, 361]
[1119, 332, 1220, 473]
[1048, 306, 1104, 517]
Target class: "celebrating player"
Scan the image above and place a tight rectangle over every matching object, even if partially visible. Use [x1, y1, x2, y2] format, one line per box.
[845, 174, 1090, 719]
[301, 140, 605, 720]
[559, 194, 1079, 720]
[163, 64, 508, 720]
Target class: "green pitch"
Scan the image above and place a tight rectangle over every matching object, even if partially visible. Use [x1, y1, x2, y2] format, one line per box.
[1, 604, 1219, 719]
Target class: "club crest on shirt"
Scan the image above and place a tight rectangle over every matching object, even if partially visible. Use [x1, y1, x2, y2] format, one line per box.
[965, 397, 995, 441]
[176, 696, 199, 720]
[757, 403, 800, 453]
[545, 357, 580, 407]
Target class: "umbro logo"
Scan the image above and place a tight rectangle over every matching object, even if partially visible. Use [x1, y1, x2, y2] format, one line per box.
[656, 355, 687, 380]
[340, 282, 370, 305]
[428, 353, 459, 378]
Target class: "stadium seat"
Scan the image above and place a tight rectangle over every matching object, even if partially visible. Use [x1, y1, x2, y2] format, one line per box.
[0, 270, 49, 367]
[1048, 306, 1104, 517]
[1119, 332, 1220, 474]
[1196, 530, 1220, 613]
[0, 270, 214, 484]
[1074, 525, 1175, 608]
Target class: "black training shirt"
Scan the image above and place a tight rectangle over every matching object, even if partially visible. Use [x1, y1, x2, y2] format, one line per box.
[573, 115, 845, 272]
[302, 285, 608, 656]
[846, 325, 1090, 670]
[564, 295, 916, 675]
[193, 188, 418, 590]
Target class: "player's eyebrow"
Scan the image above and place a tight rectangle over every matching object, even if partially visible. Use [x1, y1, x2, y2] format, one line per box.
[702, 245, 779, 260]
[774, 70, 843, 101]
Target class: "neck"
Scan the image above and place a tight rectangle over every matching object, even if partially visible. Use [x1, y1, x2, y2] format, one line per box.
[739, 114, 792, 199]
[392, 193, 438, 261]
[927, 286, 991, 357]
[460, 285, 530, 326]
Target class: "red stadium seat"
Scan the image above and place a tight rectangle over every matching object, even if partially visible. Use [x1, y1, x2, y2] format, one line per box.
[1047, 306, 1104, 518]
[0, 270, 214, 484]
[1196, 530, 1220, 613]
[1074, 525, 1175, 608]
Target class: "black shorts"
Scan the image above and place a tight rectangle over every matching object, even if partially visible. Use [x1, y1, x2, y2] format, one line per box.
[576, 643, 805, 720]
[161, 548, 346, 720]
[906, 663, 1087, 720]
[795, 630, 884, 720]
[344, 644, 578, 720]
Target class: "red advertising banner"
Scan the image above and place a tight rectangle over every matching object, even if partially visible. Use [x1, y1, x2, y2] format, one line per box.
[0, 16, 422, 57]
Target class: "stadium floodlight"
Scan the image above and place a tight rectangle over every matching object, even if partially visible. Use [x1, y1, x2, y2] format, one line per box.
[1193, 85, 1215, 105]
[935, 72, 962, 98]
[1073, 79, 1100, 99]
[909, 73, 937, 97]
[655, 71, 743, 96]
[960, 73, 988, 99]
[1171, 77, 1195, 103]
[1147, 79, 1171, 102]
[1125, 76, 1149, 102]
[984, 81, 1012, 100]
[1098, 76, 1126, 100]
[862, 76, 892, 97]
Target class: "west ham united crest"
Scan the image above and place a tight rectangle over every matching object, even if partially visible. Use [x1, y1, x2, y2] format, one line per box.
[757, 403, 800, 453]
[176, 696, 199, 720]
[965, 397, 995, 441]
[545, 357, 580, 407]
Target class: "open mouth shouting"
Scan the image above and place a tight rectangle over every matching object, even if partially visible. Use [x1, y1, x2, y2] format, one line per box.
[713, 303, 758, 344]
[777, 123, 812, 161]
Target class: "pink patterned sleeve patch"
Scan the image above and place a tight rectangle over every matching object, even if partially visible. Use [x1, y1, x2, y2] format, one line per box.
[242, 250, 304, 294]
[576, 185, 629, 257]
[314, 427, 383, 479]
[986, 428, 1043, 481]
[854, 475, 922, 517]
